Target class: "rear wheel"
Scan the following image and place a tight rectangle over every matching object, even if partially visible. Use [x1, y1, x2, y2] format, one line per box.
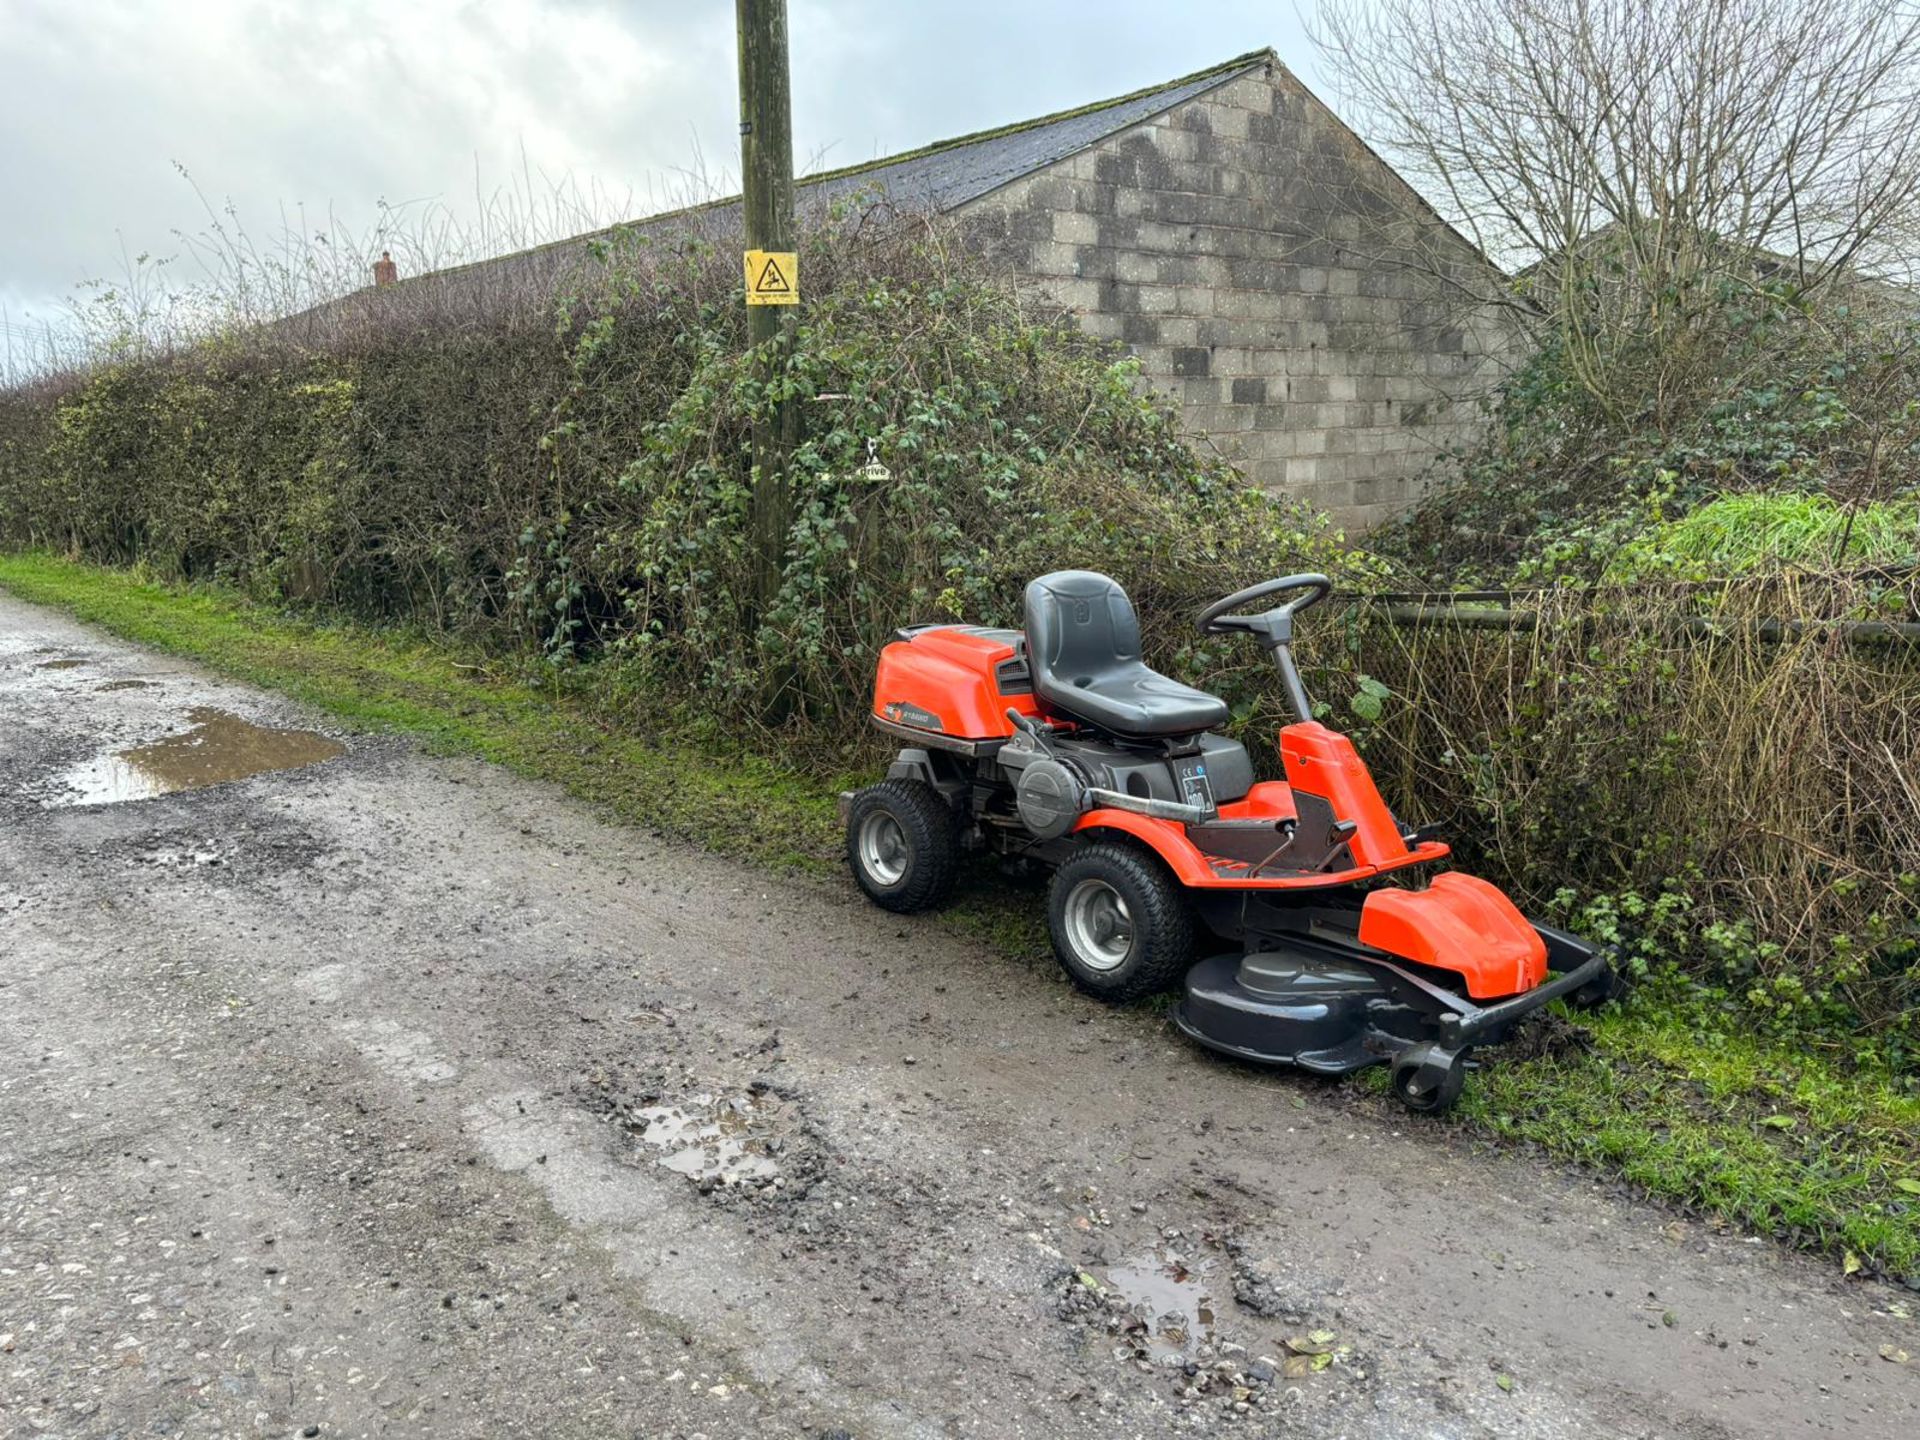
[1047, 843, 1195, 1002]
[845, 780, 960, 913]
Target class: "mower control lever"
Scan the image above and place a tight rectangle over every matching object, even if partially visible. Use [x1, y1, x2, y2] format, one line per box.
[1006, 707, 1053, 742]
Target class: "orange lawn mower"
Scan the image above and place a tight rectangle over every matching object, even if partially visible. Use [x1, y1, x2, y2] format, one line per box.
[841, 570, 1619, 1113]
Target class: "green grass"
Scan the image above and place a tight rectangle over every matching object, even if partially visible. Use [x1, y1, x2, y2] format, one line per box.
[1461, 990, 1920, 1277]
[4, 551, 1918, 1283]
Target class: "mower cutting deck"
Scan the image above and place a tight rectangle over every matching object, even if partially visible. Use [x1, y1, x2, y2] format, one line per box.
[841, 570, 1617, 1112]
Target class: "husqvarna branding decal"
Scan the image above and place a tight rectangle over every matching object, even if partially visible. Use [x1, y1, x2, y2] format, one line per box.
[883, 700, 946, 732]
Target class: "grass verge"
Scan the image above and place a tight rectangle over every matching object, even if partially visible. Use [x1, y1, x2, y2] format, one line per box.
[4, 551, 1916, 1284]
[0, 551, 845, 870]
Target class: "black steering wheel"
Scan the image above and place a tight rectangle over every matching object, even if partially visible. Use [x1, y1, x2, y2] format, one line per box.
[1197, 573, 1333, 638]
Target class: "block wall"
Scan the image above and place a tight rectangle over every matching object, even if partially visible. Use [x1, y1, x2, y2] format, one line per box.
[964, 65, 1519, 530]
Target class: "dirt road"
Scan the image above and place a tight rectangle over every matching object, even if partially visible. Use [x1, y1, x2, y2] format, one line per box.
[2, 591, 1916, 1440]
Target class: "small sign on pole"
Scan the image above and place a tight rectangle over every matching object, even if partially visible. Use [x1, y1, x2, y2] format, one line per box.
[744, 249, 799, 305]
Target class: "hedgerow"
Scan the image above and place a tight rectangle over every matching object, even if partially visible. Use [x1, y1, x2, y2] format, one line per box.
[1358, 272, 1920, 1068]
[1328, 578, 1920, 1069]
[0, 217, 1356, 735]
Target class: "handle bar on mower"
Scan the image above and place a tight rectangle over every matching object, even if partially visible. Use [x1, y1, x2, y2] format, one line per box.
[1436, 949, 1614, 1049]
[1196, 573, 1333, 638]
[1084, 787, 1216, 824]
[1197, 574, 1332, 725]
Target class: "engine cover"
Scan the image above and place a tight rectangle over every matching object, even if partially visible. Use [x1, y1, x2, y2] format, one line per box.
[1014, 757, 1087, 839]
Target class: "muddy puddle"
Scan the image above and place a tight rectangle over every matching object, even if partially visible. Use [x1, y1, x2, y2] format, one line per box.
[49, 707, 345, 806]
[97, 679, 153, 692]
[1105, 1251, 1218, 1360]
[628, 1092, 782, 1187]
[36, 658, 86, 670]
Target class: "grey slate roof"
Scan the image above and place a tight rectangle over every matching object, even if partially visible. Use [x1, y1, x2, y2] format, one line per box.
[788, 53, 1268, 214]
[606, 48, 1272, 248]
[280, 50, 1272, 336]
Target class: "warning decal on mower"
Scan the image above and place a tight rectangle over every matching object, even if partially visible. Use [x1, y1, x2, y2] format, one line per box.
[1179, 763, 1215, 812]
[744, 250, 799, 305]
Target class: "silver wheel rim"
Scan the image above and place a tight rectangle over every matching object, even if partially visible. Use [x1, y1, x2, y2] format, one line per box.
[858, 810, 910, 886]
[1063, 878, 1134, 972]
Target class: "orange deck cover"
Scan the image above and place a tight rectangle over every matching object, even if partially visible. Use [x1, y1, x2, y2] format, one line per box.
[1358, 872, 1548, 999]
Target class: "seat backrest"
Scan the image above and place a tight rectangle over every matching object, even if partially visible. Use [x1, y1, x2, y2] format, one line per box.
[1024, 570, 1141, 690]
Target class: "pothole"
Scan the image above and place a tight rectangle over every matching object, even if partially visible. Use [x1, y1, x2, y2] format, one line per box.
[1058, 1239, 1366, 1417]
[97, 679, 154, 692]
[46, 707, 345, 806]
[36, 658, 86, 671]
[1104, 1249, 1219, 1361]
[627, 1091, 784, 1189]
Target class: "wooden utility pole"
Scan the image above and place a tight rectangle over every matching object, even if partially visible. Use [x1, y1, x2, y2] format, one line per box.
[736, 0, 798, 620]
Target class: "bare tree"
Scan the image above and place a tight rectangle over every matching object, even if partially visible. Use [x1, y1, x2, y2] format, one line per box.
[1314, 0, 1920, 424]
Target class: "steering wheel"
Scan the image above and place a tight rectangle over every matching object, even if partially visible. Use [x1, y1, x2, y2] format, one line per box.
[1197, 574, 1333, 638]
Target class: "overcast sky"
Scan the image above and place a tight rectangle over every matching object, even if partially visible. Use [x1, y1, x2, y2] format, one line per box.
[0, 1, 1324, 362]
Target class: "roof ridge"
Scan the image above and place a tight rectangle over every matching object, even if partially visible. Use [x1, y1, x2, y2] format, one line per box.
[387, 48, 1277, 286]
[798, 46, 1275, 189]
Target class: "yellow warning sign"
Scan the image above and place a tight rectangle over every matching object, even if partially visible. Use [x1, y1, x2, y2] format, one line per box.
[744, 249, 799, 305]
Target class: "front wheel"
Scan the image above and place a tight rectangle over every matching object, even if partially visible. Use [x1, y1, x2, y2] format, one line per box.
[1046, 843, 1195, 1002]
[845, 780, 961, 913]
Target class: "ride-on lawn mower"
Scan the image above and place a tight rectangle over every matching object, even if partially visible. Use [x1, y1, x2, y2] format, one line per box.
[842, 571, 1617, 1112]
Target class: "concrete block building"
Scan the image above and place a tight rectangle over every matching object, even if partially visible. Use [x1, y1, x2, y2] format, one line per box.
[946, 53, 1517, 528]
[335, 49, 1516, 529]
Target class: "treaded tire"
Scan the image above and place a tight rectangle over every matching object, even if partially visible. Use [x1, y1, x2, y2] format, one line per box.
[1047, 842, 1196, 1002]
[845, 780, 961, 914]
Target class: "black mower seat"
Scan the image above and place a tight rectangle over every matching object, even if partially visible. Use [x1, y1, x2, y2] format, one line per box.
[1024, 571, 1230, 738]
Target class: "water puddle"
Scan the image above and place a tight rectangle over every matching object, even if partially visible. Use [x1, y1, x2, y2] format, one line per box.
[1106, 1251, 1218, 1360]
[49, 707, 345, 806]
[628, 1092, 781, 1187]
[97, 679, 153, 692]
[37, 658, 86, 671]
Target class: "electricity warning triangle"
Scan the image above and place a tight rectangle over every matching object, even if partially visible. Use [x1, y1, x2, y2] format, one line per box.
[743, 249, 799, 305]
[753, 255, 791, 294]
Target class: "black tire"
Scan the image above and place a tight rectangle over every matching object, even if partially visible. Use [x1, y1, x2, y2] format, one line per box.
[1570, 960, 1627, 1010]
[1046, 842, 1196, 1002]
[845, 780, 961, 914]
[1390, 1043, 1467, 1114]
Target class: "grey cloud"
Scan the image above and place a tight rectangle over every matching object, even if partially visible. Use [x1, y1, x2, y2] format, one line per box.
[1, 0, 1314, 340]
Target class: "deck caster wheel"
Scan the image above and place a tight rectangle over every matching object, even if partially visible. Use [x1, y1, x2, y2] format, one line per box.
[1390, 1043, 1466, 1114]
[1570, 960, 1626, 1010]
[845, 780, 960, 913]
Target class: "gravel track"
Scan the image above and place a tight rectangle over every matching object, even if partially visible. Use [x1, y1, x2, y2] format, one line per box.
[3, 592, 1917, 1439]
